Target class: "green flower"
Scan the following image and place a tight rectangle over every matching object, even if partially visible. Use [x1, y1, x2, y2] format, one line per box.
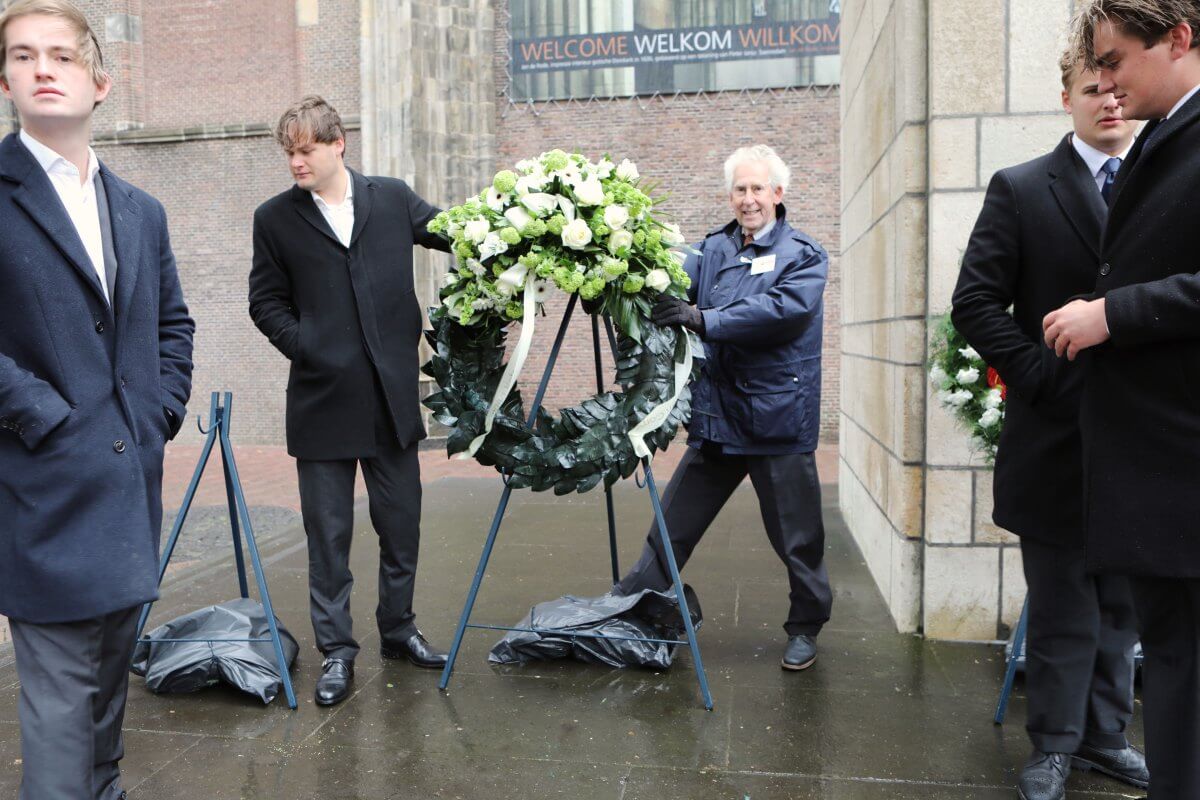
[454, 241, 475, 260]
[622, 275, 645, 293]
[602, 258, 629, 279]
[427, 212, 449, 234]
[523, 219, 547, 238]
[505, 301, 524, 320]
[493, 170, 518, 194]
[579, 277, 606, 301]
[546, 214, 566, 235]
[499, 227, 522, 245]
[542, 149, 569, 172]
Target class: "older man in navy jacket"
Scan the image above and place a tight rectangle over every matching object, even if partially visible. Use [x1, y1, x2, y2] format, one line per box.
[617, 144, 831, 671]
[0, 2, 193, 798]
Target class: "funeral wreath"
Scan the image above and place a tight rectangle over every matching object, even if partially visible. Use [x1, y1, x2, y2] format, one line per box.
[422, 150, 700, 495]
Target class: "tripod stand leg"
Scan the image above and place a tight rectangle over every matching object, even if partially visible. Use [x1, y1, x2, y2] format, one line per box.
[591, 314, 620, 584]
[643, 460, 714, 711]
[218, 410, 250, 599]
[994, 595, 1029, 724]
[220, 404, 298, 710]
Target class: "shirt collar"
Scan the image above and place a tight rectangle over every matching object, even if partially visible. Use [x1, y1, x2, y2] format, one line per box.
[311, 168, 353, 210]
[1166, 82, 1200, 120]
[740, 217, 776, 244]
[1071, 133, 1132, 177]
[19, 129, 99, 184]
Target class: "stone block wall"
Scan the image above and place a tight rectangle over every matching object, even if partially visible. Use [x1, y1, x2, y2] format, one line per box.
[841, 0, 1077, 640]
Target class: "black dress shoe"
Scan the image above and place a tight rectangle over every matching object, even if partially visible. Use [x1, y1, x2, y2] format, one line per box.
[314, 657, 354, 706]
[1018, 751, 1070, 800]
[781, 635, 817, 670]
[381, 631, 448, 669]
[1072, 742, 1150, 789]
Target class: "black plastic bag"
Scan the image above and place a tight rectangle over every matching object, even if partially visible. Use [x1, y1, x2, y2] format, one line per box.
[489, 585, 702, 669]
[130, 598, 298, 704]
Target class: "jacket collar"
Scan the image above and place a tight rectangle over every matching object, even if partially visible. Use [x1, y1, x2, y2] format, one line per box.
[1108, 88, 1200, 216]
[1048, 134, 1106, 259]
[292, 167, 373, 249]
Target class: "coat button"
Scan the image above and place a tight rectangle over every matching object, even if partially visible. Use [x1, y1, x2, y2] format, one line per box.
[1099, 262, 1111, 276]
[95, 320, 106, 333]
[113, 440, 126, 453]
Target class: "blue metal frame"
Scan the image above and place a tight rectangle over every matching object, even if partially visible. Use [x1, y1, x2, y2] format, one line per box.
[438, 300, 714, 710]
[133, 391, 298, 710]
[994, 595, 1029, 724]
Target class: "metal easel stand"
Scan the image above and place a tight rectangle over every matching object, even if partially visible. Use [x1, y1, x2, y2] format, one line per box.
[437, 295, 715, 710]
[133, 391, 298, 710]
[994, 596, 1029, 724]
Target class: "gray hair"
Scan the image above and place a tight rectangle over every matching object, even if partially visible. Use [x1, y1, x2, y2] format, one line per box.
[724, 144, 790, 193]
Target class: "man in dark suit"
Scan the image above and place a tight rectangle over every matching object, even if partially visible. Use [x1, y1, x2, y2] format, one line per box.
[1047, 4, 1200, 796]
[249, 96, 450, 707]
[0, 2, 194, 797]
[953, 52, 1145, 800]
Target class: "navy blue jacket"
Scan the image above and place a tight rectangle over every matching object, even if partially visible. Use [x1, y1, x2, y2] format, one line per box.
[685, 206, 827, 454]
[0, 133, 194, 623]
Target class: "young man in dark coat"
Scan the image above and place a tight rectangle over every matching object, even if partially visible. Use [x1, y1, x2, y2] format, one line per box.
[616, 144, 832, 671]
[0, 1, 194, 796]
[952, 53, 1145, 800]
[1048, 2, 1200, 795]
[249, 96, 450, 707]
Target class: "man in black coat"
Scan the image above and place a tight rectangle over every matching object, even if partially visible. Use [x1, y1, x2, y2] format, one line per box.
[0, 2, 193, 796]
[953, 54, 1146, 800]
[249, 96, 450, 707]
[1047, 5, 1200, 796]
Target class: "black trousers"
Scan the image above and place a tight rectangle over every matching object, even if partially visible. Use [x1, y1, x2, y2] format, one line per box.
[616, 445, 832, 636]
[1019, 538, 1138, 754]
[296, 428, 423, 661]
[1129, 576, 1200, 799]
[9, 606, 139, 800]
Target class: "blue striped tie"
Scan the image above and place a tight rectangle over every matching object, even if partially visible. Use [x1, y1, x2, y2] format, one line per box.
[1100, 157, 1121, 202]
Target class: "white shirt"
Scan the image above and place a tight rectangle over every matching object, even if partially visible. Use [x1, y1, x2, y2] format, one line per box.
[20, 129, 109, 303]
[1166, 82, 1200, 119]
[740, 217, 776, 246]
[1071, 134, 1132, 194]
[311, 170, 354, 248]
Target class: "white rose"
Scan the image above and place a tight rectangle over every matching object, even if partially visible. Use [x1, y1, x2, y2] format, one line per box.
[615, 159, 639, 181]
[447, 220, 463, 237]
[929, 364, 951, 390]
[479, 231, 509, 261]
[515, 172, 549, 195]
[595, 158, 615, 178]
[660, 222, 685, 245]
[520, 192, 558, 217]
[982, 388, 1003, 410]
[485, 187, 508, 212]
[958, 346, 981, 361]
[504, 206, 534, 232]
[947, 389, 973, 408]
[607, 229, 634, 255]
[603, 204, 630, 230]
[561, 218, 593, 249]
[573, 177, 605, 206]
[936, 389, 954, 406]
[495, 263, 529, 296]
[644, 269, 671, 292]
[956, 367, 980, 385]
[464, 218, 490, 244]
[515, 158, 537, 173]
[979, 407, 1003, 428]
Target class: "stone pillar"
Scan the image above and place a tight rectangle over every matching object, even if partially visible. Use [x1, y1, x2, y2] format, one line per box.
[841, 0, 1075, 640]
[360, 0, 495, 321]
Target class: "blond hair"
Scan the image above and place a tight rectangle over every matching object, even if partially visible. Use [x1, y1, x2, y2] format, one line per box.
[724, 144, 790, 193]
[274, 95, 347, 152]
[1073, 0, 1200, 69]
[0, 0, 106, 86]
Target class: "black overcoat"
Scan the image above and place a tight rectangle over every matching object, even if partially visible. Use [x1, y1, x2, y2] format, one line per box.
[0, 134, 195, 623]
[249, 170, 449, 460]
[952, 134, 1107, 546]
[1082, 93, 1200, 577]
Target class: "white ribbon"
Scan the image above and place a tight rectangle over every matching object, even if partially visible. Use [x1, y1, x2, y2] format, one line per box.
[460, 272, 539, 458]
[627, 330, 695, 460]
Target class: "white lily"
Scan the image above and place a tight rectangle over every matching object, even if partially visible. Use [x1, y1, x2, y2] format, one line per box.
[495, 263, 529, 296]
[504, 206, 534, 232]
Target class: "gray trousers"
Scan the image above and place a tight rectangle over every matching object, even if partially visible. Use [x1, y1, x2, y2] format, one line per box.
[617, 446, 832, 636]
[1020, 537, 1138, 754]
[296, 437, 422, 661]
[10, 606, 139, 800]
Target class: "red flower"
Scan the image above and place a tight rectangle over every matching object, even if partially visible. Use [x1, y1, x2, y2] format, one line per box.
[986, 367, 1007, 401]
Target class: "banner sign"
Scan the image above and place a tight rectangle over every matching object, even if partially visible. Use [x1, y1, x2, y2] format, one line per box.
[511, 16, 841, 75]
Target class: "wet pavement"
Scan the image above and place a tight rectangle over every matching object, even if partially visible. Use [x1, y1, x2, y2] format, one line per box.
[0, 465, 1144, 799]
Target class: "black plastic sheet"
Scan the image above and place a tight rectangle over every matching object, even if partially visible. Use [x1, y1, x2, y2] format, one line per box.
[130, 598, 298, 705]
[489, 585, 702, 669]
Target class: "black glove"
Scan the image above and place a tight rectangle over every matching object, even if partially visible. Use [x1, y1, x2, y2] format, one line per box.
[651, 295, 704, 334]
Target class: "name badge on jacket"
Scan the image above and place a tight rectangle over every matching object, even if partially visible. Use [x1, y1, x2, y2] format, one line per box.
[750, 254, 776, 275]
